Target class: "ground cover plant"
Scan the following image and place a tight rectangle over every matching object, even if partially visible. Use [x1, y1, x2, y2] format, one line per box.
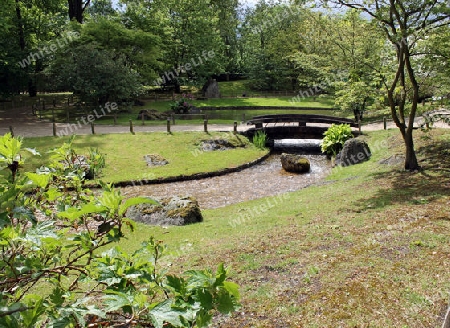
[114, 128, 450, 327]
[22, 132, 268, 184]
[0, 133, 240, 327]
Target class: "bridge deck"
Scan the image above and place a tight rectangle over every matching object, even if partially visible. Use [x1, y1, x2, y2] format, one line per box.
[247, 114, 358, 128]
[244, 114, 360, 142]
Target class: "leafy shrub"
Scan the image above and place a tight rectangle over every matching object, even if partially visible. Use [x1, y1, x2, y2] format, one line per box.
[252, 130, 267, 149]
[171, 93, 194, 113]
[0, 133, 239, 327]
[321, 123, 353, 156]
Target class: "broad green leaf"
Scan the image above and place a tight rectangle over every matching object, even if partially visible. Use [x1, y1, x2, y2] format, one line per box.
[186, 270, 214, 289]
[12, 207, 36, 224]
[195, 309, 213, 328]
[149, 299, 186, 328]
[119, 197, 159, 216]
[45, 188, 62, 202]
[214, 263, 227, 286]
[194, 289, 213, 311]
[21, 295, 45, 328]
[25, 173, 50, 188]
[223, 281, 240, 299]
[102, 291, 132, 312]
[58, 204, 106, 220]
[216, 289, 239, 314]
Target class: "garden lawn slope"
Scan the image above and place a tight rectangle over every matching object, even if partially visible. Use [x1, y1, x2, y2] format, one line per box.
[119, 128, 450, 327]
[23, 132, 268, 183]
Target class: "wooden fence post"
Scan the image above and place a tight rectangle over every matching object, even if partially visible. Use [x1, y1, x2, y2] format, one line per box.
[91, 122, 95, 134]
[129, 119, 134, 134]
[9, 126, 14, 137]
[167, 118, 171, 133]
[233, 121, 237, 134]
[52, 108, 56, 136]
[204, 119, 208, 133]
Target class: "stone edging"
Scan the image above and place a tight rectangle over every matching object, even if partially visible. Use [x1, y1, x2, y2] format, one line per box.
[84, 150, 271, 189]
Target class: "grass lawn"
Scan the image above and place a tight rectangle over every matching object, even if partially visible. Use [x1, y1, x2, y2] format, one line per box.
[22, 132, 268, 184]
[114, 128, 450, 327]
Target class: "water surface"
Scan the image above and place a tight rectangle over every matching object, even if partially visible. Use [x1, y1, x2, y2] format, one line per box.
[121, 153, 331, 209]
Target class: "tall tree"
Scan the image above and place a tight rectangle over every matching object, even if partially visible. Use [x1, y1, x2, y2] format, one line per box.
[324, 0, 450, 170]
[240, 2, 304, 90]
[0, 0, 67, 96]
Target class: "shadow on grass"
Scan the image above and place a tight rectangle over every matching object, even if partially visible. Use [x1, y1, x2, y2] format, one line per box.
[353, 136, 450, 211]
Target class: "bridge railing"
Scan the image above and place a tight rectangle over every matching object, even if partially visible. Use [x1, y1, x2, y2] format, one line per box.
[246, 114, 359, 128]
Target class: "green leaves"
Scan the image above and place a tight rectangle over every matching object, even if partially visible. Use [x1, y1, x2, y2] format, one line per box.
[0, 132, 240, 327]
[0, 133, 23, 166]
[321, 124, 353, 156]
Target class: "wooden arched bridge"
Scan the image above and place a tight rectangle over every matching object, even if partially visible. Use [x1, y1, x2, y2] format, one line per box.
[244, 114, 360, 143]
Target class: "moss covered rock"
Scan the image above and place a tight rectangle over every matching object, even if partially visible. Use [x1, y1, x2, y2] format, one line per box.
[280, 153, 311, 173]
[126, 196, 203, 226]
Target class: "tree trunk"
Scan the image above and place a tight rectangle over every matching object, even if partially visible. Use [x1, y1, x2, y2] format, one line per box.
[68, 0, 84, 23]
[15, 0, 25, 50]
[403, 129, 419, 171]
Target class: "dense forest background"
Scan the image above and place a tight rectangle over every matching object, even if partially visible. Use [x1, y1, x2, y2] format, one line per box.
[1, 0, 449, 105]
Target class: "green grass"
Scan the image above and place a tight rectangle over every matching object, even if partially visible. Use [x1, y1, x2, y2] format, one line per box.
[193, 96, 334, 108]
[110, 128, 450, 327]
[217, 80, 249, 97]
[22, 132, 268, 183]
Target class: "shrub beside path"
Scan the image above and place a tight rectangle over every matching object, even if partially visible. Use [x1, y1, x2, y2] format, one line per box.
[0, 105, 448, 137]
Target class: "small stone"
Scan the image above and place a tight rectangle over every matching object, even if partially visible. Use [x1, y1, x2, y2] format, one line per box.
[144, 154, 168, 166]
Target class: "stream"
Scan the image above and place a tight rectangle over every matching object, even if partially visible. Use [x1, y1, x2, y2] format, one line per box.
[120, 150, 332, 209]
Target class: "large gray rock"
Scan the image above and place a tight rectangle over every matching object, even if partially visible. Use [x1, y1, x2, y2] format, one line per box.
[280, 153, 311, 173]
[126, 196, 203, 226]
[202, 78, 221, 98]
[335, 138, 371, 167]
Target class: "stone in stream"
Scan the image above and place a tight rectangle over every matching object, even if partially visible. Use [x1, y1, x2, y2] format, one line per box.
[126, 196, 203, 226]
[280, 153, 311, 173]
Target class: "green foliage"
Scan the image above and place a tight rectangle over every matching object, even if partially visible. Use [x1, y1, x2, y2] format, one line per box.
[321, 124, 353, 156]
[252, 130, 267, 150]
[50, 42, 143, 104]
[0, 133, 240, 327]
[87, 147, 106, 179]
[171, 93, 195, 114]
